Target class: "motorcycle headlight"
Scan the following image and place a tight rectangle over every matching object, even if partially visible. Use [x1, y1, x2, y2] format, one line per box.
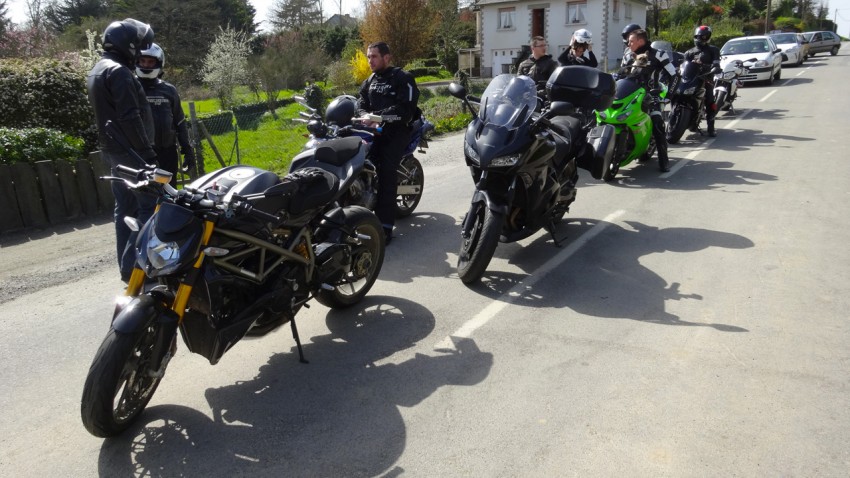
[146, 233, 182, 275]
[723, 71, 737, 80]
[464, 141, 480, 164]
[754, 60, 769, 68]
[490, 153, 521, 167]
[616, 112, 630, 122]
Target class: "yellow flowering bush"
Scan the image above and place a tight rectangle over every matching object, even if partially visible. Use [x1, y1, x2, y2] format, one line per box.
[349, 50, 371, 84]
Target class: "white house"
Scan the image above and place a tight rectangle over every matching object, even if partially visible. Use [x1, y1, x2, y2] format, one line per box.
[469, 0, 649, 76]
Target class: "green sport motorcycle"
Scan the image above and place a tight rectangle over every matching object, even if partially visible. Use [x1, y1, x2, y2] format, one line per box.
[593, 76, 668, 181]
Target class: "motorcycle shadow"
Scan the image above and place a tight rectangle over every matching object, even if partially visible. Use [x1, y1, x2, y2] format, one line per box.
[469, 219, 751, 332]
[97, 295, 493, 477]
[610, 156, 779, 191]
[380, 211, 461, 283]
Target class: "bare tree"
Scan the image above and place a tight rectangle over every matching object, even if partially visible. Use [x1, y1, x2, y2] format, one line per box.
[360, 0, 433, 66]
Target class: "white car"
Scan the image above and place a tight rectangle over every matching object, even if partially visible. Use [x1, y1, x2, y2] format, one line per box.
[719, 36, 783, 85]
[769, 32, 806, 66]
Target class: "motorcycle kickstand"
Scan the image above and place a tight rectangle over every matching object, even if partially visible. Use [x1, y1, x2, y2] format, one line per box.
[546, 221, 564, 248]
[290, 317, 309, 364]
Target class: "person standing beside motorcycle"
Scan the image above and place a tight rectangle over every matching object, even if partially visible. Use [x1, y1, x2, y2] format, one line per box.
[357, 41, 420, 244]
[620, 23, 642, 67]
[87, 18, 156, 281]
[136, 43, 196, 186]
[620, 29, 677, 172]
[558, 29, 598, 68]
[518, 36, 558, 94]
[684, 25, 722, 137]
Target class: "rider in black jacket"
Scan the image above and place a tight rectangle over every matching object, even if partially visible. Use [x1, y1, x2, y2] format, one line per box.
[558, 29, 598, 68]
[684, 25, 722, 137]
[619, 29, 678, 172]
[87, 18, 156, 281]
[136, 43, 195, 186]
[356, 42, 420, 244]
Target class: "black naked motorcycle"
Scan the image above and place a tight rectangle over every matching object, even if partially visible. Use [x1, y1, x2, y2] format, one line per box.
[81, 122, 385, 437]
[292, 94, 432, 218]
[448, 68, 613, 284]
[666, 59, 719, 144]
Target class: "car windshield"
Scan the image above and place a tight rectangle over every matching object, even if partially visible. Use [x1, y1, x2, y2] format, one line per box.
[770, 33, 797, 44]
[721, 39, 770, 55]
[479, 74, 537, 128]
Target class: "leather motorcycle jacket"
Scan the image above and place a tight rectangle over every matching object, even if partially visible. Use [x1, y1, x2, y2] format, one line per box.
[138, 78, 191, 153]
[684, 44, 721, 75]
[87, 51, 155, 160]
[619, 44, 677, 88]
[357, 66, 420, 131]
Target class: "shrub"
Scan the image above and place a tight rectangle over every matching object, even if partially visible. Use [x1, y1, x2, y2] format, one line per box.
[0, 127, 86, 165]
[0, 58, 96, 151]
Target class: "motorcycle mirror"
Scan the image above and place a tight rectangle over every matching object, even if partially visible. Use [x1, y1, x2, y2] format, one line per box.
[545, 101, 573, 118]
[448, 83, 467, 99]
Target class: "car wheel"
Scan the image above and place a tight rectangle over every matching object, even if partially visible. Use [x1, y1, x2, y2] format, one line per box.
[774, 66, 781, 81]
[797, 54, 804, 66]
[810, 52, 816, 57]
[830, 46, 839, 56]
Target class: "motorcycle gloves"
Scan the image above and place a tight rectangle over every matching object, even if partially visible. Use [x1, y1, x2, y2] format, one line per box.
[181, 148, 196, 173]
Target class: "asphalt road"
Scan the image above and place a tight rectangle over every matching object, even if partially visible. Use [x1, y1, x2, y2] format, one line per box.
[2, 53, 849, 477]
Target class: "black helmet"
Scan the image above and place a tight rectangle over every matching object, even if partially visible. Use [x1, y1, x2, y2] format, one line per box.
[694, 25, 712, 47]
[102, 18, 154, 65]
[622, 23, 641, 45]
[325, 95, 357, 126]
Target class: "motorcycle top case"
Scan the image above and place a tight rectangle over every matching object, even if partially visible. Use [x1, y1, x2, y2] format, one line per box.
[545, 66, 615, 110]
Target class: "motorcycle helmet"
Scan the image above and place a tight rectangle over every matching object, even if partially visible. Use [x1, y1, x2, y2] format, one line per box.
[622, 23, 641, 45]
[325, 95, 358, 126]
[572, 29, 592, 47]
[102, 18, 154, 65]
[694, 25, 712, 47]
[136, 43, 164, 79]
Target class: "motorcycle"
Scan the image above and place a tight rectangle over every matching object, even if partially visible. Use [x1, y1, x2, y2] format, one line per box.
[594, 69, 668, 181]
[81, 121, 385, 437]
[448, 69, 612, 284]
[666, 59, 718, 144]
[292, 94, 432, 218]
[713, 58, 757, 114]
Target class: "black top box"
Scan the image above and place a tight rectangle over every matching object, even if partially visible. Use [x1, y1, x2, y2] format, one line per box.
[545, 66, 615, 110]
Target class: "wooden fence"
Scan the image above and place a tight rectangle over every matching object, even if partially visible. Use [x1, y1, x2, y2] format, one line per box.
[0, 153, 114, 235]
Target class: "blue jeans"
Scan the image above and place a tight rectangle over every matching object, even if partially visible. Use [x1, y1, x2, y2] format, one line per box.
[102, 151, 157, 280]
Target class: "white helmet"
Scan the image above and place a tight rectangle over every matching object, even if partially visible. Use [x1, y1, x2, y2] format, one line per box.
[136, 43, 164, 79]
[572, 29, 592, 46]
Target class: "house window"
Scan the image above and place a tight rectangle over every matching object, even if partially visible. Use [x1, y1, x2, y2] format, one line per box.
[499, 8, 516, 29]
[625, 2, 632, 19]
[613, 0, 619, 20]
[567, 2, 586, 24]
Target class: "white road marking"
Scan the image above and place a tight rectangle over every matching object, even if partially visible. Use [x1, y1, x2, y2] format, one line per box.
[433, 209, 627, 352]
[759, 89, 778, 102]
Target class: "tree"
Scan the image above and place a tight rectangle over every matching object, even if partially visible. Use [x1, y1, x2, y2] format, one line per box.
[1, 0, 10, 37]
[201, 26, 250, 110]
[251, 31, 329, 116]
[214, 0, 257, 34]
[269, 0, 322, 31]
[42, 0, 109, 33]
[428, 0, 474, 72]
[360, 0, 432, 66]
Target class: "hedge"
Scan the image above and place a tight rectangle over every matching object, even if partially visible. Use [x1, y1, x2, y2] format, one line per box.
[0, 127, 86, 165]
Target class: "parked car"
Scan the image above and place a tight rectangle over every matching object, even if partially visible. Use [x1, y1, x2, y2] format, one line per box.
[769, 32, 807, 66]
[802, 31, 842, 56]
[719, 36, 783, 85]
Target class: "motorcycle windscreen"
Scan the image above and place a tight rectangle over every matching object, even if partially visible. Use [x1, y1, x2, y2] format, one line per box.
[679, 61, 702, 83]
[479, 74, 537, 129]
[614, 78, 641, 101]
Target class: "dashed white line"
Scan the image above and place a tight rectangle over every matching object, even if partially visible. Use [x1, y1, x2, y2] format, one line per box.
[433, 209, 627, 352]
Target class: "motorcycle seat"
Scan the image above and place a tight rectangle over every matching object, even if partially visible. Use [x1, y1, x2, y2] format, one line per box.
[254, 167, 340, 217]
[314, 136, 364, 167]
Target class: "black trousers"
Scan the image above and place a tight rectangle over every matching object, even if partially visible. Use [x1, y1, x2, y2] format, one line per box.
[371, 128, 410, 228]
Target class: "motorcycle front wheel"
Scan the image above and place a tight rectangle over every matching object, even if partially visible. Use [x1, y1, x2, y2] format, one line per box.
[395, 155, 424, 218]
[457, 202, 504, 284]
[81, 320, 172, 437]
[666, 106, 691, 144]
[316, 207, 385, 308]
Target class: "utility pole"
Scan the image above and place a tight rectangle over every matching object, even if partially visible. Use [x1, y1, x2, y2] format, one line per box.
[764, 0, 772, 34]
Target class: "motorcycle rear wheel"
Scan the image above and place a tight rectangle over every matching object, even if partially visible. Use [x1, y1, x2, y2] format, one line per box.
[395, 155, 424, 218]
[639, 135, 657, 163]
[666, 106, 691, 144]
[457, 203, 504, 284]
[81, 321, 170, 437]
[316, 207, 385, 308]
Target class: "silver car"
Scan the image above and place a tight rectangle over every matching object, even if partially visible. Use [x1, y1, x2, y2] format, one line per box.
[769, 33, 806, 66]
[802, 31, 841, 56]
